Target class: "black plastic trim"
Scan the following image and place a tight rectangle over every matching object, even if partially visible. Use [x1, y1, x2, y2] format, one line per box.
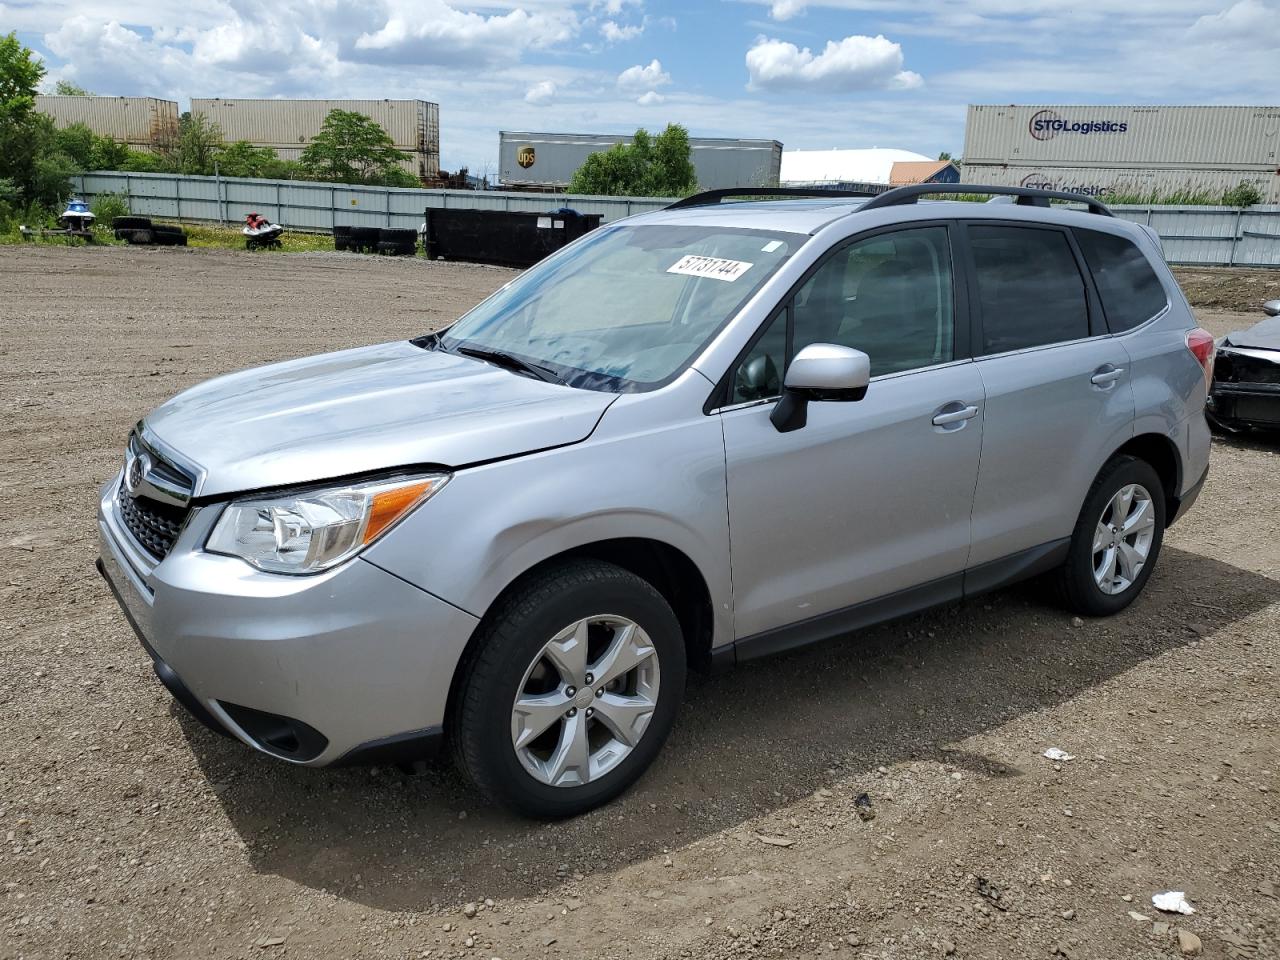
[860, 183, 1113, 217]
[723, 539, 1073, 667]
[962, 538, 1070, 597]
[218, 701, 329, 762]
[333, 726, 445, 767]
[1169, 464, 1209, 527]
[732, 574, 963, 663]
[95, 558, 231, 739]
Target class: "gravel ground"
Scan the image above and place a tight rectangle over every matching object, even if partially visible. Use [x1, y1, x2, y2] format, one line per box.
[1, 246, 1277, 960]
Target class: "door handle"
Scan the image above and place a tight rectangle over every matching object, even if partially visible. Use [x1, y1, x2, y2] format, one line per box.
[1090, 366, 1125, 386]
[932, 404, 979, 426]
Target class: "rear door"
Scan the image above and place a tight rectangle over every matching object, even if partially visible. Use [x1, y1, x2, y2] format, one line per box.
[961, 221, 1134, 568]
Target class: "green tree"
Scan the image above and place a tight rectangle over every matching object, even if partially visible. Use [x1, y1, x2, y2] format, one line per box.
[54, 80, 92, 96]
[155, 111, 223, 175]
[938, 151, 952, 161]
[216, 140, 281, 178]
[0, 32, 76, 209]
[299, 109, 412, 185]
[567, 124, 696, 197]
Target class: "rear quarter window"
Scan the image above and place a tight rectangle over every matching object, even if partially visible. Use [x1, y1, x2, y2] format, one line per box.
[1074, 229, 1169, 332]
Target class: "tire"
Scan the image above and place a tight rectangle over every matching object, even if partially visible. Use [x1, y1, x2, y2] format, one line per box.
[151, 226, 186, 246]
[379, 228, 417, 245]
[125, 229, 153, 245]
[333, 225, 352, 252]
[451, 560, 686, 818]
[112, 216, 152, 231]
[351, 227, 381, 253]
[1054, 455, 1166, 616]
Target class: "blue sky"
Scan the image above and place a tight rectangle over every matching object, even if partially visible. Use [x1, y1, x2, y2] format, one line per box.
[6, 0, 1278, 174]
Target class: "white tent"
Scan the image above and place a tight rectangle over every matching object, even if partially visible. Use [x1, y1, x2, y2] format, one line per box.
[780, 148, 932, 186]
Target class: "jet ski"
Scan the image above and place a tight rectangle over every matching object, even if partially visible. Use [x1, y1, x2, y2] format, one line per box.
[58, 197, 95, 233]
[242, 212, 285, 250]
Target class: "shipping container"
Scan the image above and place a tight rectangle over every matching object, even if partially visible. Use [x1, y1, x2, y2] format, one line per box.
[964, 104, 1280, 167]
[191, 99, 440, 179]
[963, 161, 1280, 203]
[498, 131, 782, 190]
[963, 105, 1280, 203]
[34, 96, 179, 151]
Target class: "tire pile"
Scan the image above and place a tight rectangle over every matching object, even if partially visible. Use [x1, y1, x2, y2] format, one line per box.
[333, 225, 417, 256]
[112, 216, 188, 247]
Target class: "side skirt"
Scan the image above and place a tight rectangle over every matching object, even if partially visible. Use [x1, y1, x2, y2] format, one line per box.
[718, 538, 1071, 669]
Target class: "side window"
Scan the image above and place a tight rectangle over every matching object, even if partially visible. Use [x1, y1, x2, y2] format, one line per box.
[969, 225, 1089, 354]
[1074, 228, 1168, 332]
[792, 226, 955, 377]
[727, 226, 956, 403]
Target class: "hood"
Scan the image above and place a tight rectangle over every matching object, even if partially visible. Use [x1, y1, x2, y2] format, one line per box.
[1223, 316, 1280, 352]
[144, 341, 616, 498]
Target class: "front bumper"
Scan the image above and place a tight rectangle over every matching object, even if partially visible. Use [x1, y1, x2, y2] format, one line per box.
[97, 476, 478, 766]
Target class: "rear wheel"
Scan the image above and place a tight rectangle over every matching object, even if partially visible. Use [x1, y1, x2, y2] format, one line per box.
[1055, 455, 1165, 616]
[452, 560, 686, 818]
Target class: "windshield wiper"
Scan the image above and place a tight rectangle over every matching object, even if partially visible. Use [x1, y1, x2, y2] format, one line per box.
[455, 345, 562, 384]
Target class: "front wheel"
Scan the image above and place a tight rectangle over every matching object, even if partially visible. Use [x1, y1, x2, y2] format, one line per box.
[451, 560, 686, 818]
[1055, 455, 1165, 616]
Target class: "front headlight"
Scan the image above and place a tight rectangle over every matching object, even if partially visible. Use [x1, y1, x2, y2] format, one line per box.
[206, 473, 449, 575]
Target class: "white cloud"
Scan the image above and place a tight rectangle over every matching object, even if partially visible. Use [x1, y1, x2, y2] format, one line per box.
[524, 79, 557, 105]
[352, 1, 577, 66]
[770, 0, 808, 19]
[636, 90, 665, 105]
[589, 0, 641, 15]
[600, 20, 644, 42]
[617, 58, 671, 92]
[1189, 0, 1279, 46]
[746, 34, 922, 92]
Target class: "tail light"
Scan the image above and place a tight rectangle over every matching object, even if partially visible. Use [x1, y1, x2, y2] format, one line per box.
[1185, 328, 1216, 389]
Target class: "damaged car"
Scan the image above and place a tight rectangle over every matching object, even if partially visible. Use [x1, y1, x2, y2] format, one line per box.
[1207, 299, 1280, 433]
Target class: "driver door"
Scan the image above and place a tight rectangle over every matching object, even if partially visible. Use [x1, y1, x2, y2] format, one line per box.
[717, 224, 985, 646]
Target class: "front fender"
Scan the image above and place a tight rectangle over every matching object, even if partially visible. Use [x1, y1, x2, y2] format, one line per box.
[362, 413, 734, 650]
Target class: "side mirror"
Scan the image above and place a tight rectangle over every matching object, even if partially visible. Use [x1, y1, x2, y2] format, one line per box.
[1264, 299, 1280, 318]
[770, 343, 870, 433]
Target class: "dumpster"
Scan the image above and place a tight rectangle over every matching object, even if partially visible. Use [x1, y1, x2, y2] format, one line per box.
[422, 207, 602, 268]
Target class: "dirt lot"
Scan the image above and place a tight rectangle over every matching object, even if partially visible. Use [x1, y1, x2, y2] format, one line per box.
[1, 246, 1277, 960]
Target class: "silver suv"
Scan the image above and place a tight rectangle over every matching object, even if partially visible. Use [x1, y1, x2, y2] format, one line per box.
[98, 184, 1213, 817]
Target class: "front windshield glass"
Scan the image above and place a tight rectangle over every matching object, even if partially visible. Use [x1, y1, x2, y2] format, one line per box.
[438, 224, 806, 391]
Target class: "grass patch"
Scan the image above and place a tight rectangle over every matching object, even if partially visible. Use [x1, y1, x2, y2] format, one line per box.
[179, 223, 336, 252]
[0, 219, 340, 252]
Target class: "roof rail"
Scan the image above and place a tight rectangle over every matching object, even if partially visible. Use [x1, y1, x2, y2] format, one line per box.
[665, 186, 884, 210]
[859, 183, 1113, 217]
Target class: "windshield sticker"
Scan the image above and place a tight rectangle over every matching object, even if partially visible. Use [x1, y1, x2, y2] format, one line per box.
[761, 240, 784, 253]
[667, 255, 754, 282]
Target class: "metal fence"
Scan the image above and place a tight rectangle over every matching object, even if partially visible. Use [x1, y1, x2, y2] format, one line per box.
[72, 171, 672, 231]
[73, 171, 1280, 267]
[1100, 204, 1280, 268]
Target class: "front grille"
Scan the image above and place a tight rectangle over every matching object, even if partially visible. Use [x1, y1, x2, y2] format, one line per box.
[118, 482, 190, 560]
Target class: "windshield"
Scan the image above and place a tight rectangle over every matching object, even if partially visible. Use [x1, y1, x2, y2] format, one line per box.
[437, 223, 806, 391]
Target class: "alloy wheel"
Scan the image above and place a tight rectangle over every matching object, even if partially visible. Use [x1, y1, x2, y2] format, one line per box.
[511, 615, 661, 787]
[1092, 482, 1156, 595]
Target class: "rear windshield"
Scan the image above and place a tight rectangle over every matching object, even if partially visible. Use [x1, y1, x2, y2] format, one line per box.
[440, 224, 806, 391]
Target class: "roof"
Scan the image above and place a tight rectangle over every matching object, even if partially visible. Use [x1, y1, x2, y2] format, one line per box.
[889, 160, 956, 185]
[780, 148, 931, 186]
